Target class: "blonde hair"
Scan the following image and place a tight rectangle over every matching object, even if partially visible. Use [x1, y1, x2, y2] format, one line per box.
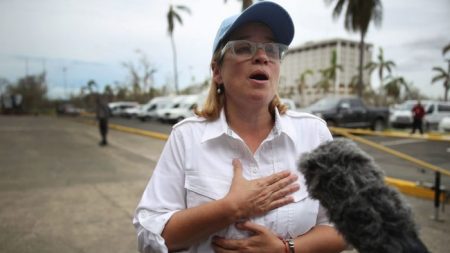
[195, 44, 287, 120]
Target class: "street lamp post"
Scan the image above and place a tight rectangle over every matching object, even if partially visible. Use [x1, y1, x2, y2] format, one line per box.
[62, 66, 67, 100]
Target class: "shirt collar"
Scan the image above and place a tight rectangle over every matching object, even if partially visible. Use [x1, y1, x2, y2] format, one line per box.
[201, 107, 297, 143]
[273, 108, 297, 142]
[201, 109, 229, 143]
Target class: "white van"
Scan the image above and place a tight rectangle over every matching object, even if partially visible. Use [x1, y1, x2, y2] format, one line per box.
[108, 101, 139, 117]
[137, 96, 172, 121]
[156, 95, 190, 122]
[160, 94, 206, 123]
[424, 101, 450, 130]
[389, 100, 450, 130]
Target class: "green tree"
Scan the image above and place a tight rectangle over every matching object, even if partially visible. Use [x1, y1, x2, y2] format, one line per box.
[167, 4, 191, 95]
[7, 72, 47, 113]
[326, 0, 383, 97]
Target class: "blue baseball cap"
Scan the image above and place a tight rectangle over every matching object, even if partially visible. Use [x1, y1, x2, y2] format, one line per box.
[212, 1, 294, 55]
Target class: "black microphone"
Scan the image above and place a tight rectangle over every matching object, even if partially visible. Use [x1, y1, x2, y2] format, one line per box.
[298, 139, 429, 253]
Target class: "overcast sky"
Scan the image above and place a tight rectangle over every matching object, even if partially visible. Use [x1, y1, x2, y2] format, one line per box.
[0, 0, 449, 100]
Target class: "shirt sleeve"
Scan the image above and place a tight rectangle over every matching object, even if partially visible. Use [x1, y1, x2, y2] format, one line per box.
[132, 128, 187, 253]
[317, 120, 333, 143]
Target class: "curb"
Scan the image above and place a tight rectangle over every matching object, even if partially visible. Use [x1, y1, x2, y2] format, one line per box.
[385, 177, 445, 201]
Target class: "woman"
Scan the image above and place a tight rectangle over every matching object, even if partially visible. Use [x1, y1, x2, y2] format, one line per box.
[133, 2, 347, 252]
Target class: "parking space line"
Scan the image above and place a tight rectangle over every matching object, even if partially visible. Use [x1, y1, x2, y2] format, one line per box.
[331, 127, 450, 142]
[330, 127, 450, 177]
[380, 139, 426, 146]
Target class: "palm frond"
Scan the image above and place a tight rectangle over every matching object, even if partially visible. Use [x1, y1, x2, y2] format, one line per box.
[173, 12, 183, 25]
[432, 66, 446, 74]
[443, 43, 450, 55]
[176, 5, 191, 15]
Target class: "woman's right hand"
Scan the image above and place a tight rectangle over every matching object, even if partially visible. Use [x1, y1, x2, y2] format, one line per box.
[224, 159, 300, 220]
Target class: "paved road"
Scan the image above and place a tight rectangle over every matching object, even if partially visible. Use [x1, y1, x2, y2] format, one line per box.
[1, 115, 449, 253]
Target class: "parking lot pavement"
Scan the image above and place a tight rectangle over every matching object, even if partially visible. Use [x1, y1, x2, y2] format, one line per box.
[0, 115, 165, 253]
[0, 115, 449, 253]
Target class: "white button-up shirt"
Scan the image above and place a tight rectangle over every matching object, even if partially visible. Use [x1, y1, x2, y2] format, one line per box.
[133, 109, 333, 253]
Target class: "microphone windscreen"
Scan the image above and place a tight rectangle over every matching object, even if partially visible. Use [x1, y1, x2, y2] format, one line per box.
[299, 139, 429, 253]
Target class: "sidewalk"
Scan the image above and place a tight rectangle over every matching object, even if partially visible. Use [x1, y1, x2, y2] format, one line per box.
[0, 115, 448, 253]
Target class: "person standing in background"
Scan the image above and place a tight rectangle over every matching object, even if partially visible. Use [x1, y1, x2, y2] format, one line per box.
[411, 100, 425, 135]
[96, 95, 110, 146]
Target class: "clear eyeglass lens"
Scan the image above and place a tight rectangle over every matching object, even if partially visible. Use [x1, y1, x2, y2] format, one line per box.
[223, 40, 287, 61]
[233, 41, 253, 56]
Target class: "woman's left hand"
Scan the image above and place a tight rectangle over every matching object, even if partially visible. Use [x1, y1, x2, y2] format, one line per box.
[212, 221, 285, 253]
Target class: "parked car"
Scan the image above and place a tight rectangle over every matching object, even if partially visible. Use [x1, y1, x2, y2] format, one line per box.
[438, 116, 450, 133]
[137, 96, 172, 121]
[389, 100, 450, 130]
[302, 96, 389, 131]
[160, 94, 206, 123]
[56, 103, 84, 116]
[108, 101, 139, 117]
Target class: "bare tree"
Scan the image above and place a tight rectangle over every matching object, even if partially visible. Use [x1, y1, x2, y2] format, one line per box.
[122, 50, 157, 101]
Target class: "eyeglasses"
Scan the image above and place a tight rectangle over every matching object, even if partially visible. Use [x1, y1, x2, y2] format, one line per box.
[220, 40, 288, 61]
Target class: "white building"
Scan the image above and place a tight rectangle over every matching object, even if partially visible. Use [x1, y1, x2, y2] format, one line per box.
[279, 38, 373, 107]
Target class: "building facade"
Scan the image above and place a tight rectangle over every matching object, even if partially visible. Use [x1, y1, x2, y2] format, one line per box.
[279, 38, 373, 106]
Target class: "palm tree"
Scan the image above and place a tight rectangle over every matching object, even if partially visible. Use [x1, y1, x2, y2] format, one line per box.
[317, 50, 343, 94]
[167, 4, 191, 95]
[297, 69, 313, 107]
[365, 47, 395, 104]
[224, 0, 253, 11]
[326, 0, 383, 97]
[384, 76, 410, 103]
[365, 47, 395, 92]
[432, 66, 449, 101]
[443, 42, 450, 55]
[316, 69, 332, 93]
[86, 80, 98, 94]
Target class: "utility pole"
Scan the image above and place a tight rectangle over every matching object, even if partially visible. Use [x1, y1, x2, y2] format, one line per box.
[25, 58, 29, 77]
[62, 66, 67, 100]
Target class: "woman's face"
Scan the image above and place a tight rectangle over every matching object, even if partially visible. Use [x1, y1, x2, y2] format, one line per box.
[213, 22, 280, 110]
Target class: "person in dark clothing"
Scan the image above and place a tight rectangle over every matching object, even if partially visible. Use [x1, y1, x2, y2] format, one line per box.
[96, 95, 110, 146]
[411, 101, 425, 135]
